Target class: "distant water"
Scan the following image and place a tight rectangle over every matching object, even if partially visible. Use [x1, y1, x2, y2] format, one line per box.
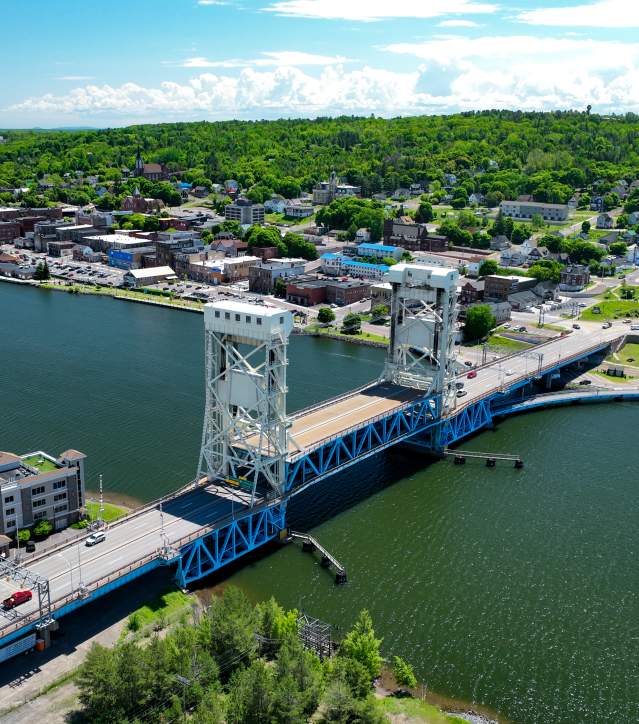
[2, 282, 639, 723]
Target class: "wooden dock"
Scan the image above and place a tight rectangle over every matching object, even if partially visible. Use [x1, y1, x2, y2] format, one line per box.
[290, 531, 347, 584]
[443, 449, 523, 468]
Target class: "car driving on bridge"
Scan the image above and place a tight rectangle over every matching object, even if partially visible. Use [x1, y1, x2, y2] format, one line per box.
[2, 590, 32, 610]
[85, 531, 106, 546]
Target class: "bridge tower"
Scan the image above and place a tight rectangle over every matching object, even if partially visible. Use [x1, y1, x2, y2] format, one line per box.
[383, 264, 459, 412]
[198, 300, 293, 500]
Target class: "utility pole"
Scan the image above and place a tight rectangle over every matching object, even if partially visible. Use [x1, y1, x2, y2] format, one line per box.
[77, 541, 84, 591]
[98, 473, 104, 527]
[538, 305, 545, 327]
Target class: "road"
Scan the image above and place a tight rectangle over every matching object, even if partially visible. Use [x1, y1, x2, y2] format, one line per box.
[0, 487, 242, 635]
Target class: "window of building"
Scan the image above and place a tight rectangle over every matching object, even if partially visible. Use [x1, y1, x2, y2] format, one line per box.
[54, 504, 68, 514]
[279, 316, 284, 324]
[245, 315, 251, 323]
[5, 508, 15, 516]
[34, 511, 47, 521]
[214, 310, 220, 318]
[54, 492, 67, 502]
[5, 519, 15, 529]
[53, 480, 66, 490]
[256, 318, 262, 325]
[4, 495, 13, 504]
[32, 486, 45, 496]
[33, 498, 47, 509]
[225, 312, 230, 320]
[235, 313, 241, 322]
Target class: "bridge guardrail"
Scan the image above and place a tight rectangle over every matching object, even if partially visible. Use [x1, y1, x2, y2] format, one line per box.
[289, 380, 379, 419]
[453, 334, 624, 415]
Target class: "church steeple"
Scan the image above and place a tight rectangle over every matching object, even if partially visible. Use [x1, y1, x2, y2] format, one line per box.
[134, 143, 144, 176]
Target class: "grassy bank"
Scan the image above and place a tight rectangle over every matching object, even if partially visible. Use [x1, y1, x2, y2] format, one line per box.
[487, 334, 533, 351]
[581, 298, 639, 320]
[379, 696, 469, 723]
[608, 342, 639, 366]
[306, 323, 389, 346]
[126, 589, 192, 635]
[86, 500, 128, 523]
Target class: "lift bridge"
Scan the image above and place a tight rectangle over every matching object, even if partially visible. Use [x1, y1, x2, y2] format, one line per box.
[0, 264, 632, 656]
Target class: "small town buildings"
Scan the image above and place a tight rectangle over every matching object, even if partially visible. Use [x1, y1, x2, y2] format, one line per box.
[0, 449, 87, 534]
[597, 213, 614, 229]
[489, 235, 510, 251]
[356, 243, 403, 262]
[500, 247, 527, 267]
[224, 198, 265, 225]
[46, 240, 75, 257]
[320, 254, 389, 281]
[264, 196, 287, 214]
[285, 278, 328, 306]
[559, 264, 591, 291]
[500, 200, 570, 222]
[133, 147, 169, 181]
[484, 274, 537, 302]
[73, 245, 102, 263]
[459, 279, 485, 305]
[468, 301, 511, 323]
[312, 172, 360, 205]
[108, 246, 156, 270]
[412, 250, 484, 277]
[249, 258, 307, 293]
[284, 201, 314, 218]
[628, 212, 639, 226]
[370, 281, 392, 311]
[0, 221, 21, 241]
[383, 219, 448, 252]
[121, 188, 165, 213]
[123, 265, 177, 287]
[212, 237, 249, 257]
[326, 279, 370, 306]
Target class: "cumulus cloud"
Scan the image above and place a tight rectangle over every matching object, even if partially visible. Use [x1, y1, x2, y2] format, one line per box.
[171, 51, 354, 68]
[263, 0, 496, 21]
[437, 20, 480, 27]
[10, 35, 639, 121]
[518, 0, 639, 28]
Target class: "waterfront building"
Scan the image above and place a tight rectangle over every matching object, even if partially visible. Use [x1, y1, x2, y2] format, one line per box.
[0, 449, 86, 534]
[123, 265, 177, 287]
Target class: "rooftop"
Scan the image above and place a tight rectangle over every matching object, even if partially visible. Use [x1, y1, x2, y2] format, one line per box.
[126, 266, 176, 279]
[206, 299, 288, 318]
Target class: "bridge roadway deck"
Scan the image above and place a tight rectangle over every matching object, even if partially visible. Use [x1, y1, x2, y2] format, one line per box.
[0, 327, 624, 642]
[0, 486, 249, 639]
[285, 327, 624, 457]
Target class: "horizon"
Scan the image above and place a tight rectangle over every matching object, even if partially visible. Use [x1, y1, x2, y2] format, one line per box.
[2, 0, 639, 128]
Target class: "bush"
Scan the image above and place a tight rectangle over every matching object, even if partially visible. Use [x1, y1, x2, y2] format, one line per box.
[33, 519, 54, 539]
[318, 307, 336, 324]
[392, 656, 417, 688]
[17, 529, 31, 543]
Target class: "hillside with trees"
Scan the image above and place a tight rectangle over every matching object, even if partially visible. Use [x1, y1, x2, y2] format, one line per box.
[2, 110, 639, 209]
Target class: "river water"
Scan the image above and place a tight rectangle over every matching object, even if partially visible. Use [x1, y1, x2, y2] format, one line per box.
[2, 283, 638, 723]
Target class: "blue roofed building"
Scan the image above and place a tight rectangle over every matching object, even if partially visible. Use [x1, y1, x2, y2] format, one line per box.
[357, 242, 403, 261]
[320, 253, 389, 281]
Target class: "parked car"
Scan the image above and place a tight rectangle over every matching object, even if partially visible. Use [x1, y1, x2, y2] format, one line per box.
[467, 370, 477, 379]
[2, 590, 32, 610]
[464, 361, 473, 367]
[25, 540, 36, 553]
[579, 379, 592, 385]
[572, 324, 581, 329]
[456, 389, 468, 397]
[85, 531, 106, 547]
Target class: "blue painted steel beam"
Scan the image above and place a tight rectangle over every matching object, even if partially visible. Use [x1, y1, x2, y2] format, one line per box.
[175, 502, 287, 587]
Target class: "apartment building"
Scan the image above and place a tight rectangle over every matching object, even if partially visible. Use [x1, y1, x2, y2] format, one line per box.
[224, 198, 265, 225]
[500, 200, 570, 222]
[0, 449, 86, 534]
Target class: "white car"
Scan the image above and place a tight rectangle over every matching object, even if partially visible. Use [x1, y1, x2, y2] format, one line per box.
[505, 369, 515, 376]
[85, 531, 106, 547]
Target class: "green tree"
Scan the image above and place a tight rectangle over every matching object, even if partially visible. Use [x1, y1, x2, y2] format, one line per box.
[341, 313, 362, 335]
[284, 231, 318, 260]
[227, 660, 275, 724]
[34, 260, 50, 280]
[339, 610, 383, 682]
[511, 225, 531, 245]
[478, 259, 499, 277]
[581, 220, 591, 234]
[317, 307, 336, 324]
[273, 277, 287, 298]
[464, 304, 496, 341]
[414, 201, 433, 223]
[392, 656, 417, 688]
[609, 241, 628, 256]
[371, 304, 389, 320]
[531, 213, 545, 230]
[17, 529, 30, 543]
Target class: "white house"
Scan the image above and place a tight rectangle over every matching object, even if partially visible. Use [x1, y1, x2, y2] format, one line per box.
[596, 213, 614, 229]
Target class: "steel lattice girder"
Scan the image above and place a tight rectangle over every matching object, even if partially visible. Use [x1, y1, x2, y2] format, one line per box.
[175, 503, 286, 587]
[436, 398, 494, 447]
[285, 396, 439, 491]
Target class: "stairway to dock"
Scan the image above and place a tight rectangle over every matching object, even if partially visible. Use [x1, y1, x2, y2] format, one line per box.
[290, 531, 347, 584]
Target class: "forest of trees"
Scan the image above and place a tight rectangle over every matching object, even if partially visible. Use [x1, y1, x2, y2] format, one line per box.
[2, 110, 639, 210]
[75, 586, 419, 724]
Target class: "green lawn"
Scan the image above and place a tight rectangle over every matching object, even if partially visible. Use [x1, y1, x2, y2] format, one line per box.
[378, 696, 469, 723]
[307, 324, 388, 345]
[591, 368, 637, 384]
[607, 342, 639, 366]
[86, 500, 128, 523]
[580, 299, 639, 321]
[22, 454, 59, 472]
[487, 334, 533, 351]
[127, 590, 192, 633]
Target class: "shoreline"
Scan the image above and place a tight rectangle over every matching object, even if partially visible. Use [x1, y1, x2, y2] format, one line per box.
[1, 275, 388, 348]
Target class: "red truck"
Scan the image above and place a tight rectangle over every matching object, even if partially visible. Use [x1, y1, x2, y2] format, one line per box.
[2, 590, 33, 610]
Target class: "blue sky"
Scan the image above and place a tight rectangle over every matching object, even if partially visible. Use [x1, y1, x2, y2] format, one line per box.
[2, 0, 639, 128]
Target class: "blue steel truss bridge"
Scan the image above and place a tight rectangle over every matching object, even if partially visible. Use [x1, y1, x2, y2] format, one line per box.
[0, 264, 634, 658]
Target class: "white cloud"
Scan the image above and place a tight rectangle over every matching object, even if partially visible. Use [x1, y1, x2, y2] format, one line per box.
[517, 0, 639, 27]
[172, 51, 353, 68]
[263, 0, 496, 21]
[9, 35, 639, 121]
[54, 75, 95, 81]
[437, 20, 479, 27]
